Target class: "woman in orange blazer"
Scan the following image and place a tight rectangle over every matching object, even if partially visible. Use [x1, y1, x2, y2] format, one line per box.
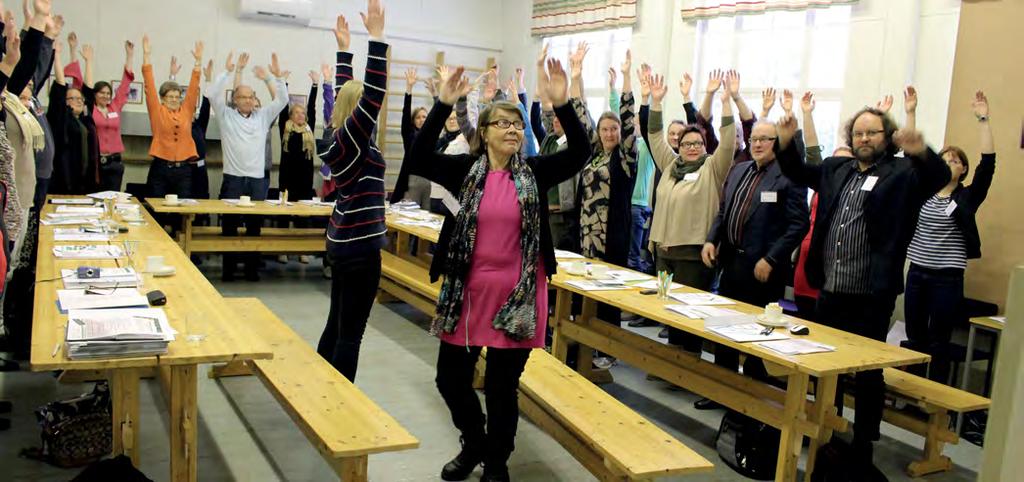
[141, 35, 203, 198]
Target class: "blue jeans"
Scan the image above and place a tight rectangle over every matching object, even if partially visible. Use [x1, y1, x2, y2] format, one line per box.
[904, 263, 964, 383]
[219, 174, 270, 276]
[627, 204, 652, 273]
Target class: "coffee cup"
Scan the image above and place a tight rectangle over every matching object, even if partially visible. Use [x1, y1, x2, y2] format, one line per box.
[568, 261, 587, 276]
[117, 192, 131, 203]
[239, 195, 252, 205]
[164, 194, 179, 205]
[589, 264, 609, 278]
[146, 255, 165, 273]
[764, 302, 783, 323]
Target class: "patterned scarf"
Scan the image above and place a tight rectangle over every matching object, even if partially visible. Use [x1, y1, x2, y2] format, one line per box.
[431, 152, 542, 341]
[283, 120, 315, 160]
[671, 153, 710, 181]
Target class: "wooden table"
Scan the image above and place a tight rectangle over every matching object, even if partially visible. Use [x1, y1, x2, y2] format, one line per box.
[956, 315, 1004, 431]
[146, 198, 332, 256]
[382, 213, 930, 482]
[31, 198, 273, 482]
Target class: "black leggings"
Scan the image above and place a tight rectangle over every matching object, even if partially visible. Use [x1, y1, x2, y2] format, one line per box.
[316, 251, 381, 381]
[435, 342, 530, 468]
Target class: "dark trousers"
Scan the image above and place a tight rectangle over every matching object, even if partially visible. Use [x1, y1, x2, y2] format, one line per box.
[435, 342, 530, 469]
[713, 249, 784, 377]
[793, 295, 819, 322]
[658, 251, 714, 350]
[315, 251, 381, 381]
[903, 264, 964, 383]
[32, 177, 50, 211]
[147, 159, 193, 198]
[219, 174, 270, 277]
[97, 154, 124, 192]
[817, 290, 895, 443]
[627, 205, 652, 273]
[189, 161, 210, 199]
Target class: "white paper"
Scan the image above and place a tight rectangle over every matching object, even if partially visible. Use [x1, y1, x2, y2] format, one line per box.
[633, 279, 684, 290]
[299, 200, 334, 207]
[565, 280, 631, 291]
[56, 206, 104, 214]
[61, 268, 140, 289]
[707, 323, 790, 343]
[756, 339, 835, 355]
[53, 245, 124, 259]
[554, 250, 585, 259]
[41, 217, 101, 226]
[50, 198, 97, 205]
[666, 305, 743, 319]
[607, 270, 651, 283]
[66, 308, 174, 342]
[58, 288, 149, 311]
[87, 191, 129, 200]
[760, 191, 778, 203]
[989, 316, 1006, 324]
[670, 293, 736, 306]
[54, 228, 112, 242]
[264, 199, 294, 206]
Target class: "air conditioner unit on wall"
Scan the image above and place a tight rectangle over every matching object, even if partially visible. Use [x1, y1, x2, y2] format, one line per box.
[239, 0, 313, 27]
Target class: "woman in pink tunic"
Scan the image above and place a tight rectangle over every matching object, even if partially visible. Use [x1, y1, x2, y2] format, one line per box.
[407, 58, 591, 482]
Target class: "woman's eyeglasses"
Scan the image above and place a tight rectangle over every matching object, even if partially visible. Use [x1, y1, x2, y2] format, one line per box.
[487, 119, 525, 130]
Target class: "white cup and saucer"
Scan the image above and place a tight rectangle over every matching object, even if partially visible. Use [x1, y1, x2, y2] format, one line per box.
[756, 302, 789, 327]
[566, 261, 587, 276]
[586, 264, 610, 280]
[163, 194, 180, 206]
[146, 255, 176, 277]
[237, 195, 255, 207]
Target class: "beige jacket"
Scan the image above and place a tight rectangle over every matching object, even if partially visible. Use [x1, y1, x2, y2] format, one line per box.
[648, 109, 735, 249]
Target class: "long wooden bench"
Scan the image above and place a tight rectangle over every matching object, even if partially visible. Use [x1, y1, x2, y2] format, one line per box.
[213, 298, 419, 481]
[379, 250, 441, 315]
[511, 348, 714, 480]
[187, 227, 324, 253]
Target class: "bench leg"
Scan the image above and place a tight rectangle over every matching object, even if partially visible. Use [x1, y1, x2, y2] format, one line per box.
[775, 373, 809, 482]
[110, 368, 141, 466]
[207, 360, 253, 379]
[170, 365, 199, 482]
[804, 375, 839, 482]
[329, 455, 368, 481]
[907, 411, 953, 477]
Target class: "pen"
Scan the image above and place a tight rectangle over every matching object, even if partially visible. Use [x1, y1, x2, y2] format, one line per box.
[51, 342, 61, 357]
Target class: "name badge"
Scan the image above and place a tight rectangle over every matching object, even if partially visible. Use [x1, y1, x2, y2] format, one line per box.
[555, 135, 567, 146]
[760, 191, 778, 203]
[944, 200, 957, 217]
[197, 160, 206, 167]
[683, 172, 700, 182]
[107, 112, 119, 119]
[861, 175, 879, 192]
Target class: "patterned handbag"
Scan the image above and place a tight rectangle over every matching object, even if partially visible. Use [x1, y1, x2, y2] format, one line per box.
[23, 382, 112, 468]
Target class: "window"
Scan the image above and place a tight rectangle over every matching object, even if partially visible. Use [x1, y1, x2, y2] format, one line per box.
[694, 7, 851, 155]
[544, 27, 633, 117]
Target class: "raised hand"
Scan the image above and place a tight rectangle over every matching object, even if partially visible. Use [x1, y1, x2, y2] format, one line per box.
[360, 0, 385, 39]
[44, 14, 63, 39]
[438, 64, 453, 84]
[308, 69, 321, 84]
[67, 31, 77, 57]
[776, 113, 798, 149]
[237, 52, 250, 70]
[620, 49, 631, 75]
[169, 56, 181, 77]
[333, 14, 350, 51]
[781, 89, 794, 114]
[224, 51, 235, 72]
[720, 77, 731, 102]
[875, 94, 893, 114]
[404, 67, 417, 92]
[650, 73, 668, 104]
[801, 91, 815, 113]
[542, 58, 569, 107]
[268, 52, 283, 78]
[569, 41, 588, 78]
[32, 0, 48, 16]
[80, 44, 94, 62]
[253, 65, 268, 81]
[321, 63, 332, 83]
[124, 40, 134, 59]
[536, 42, 549, 67]
[203, 59, 213, 82]
[637, 66, 650, 99]
[191, 41, 204, 62]
[515, 67, 525, 92]
[761, 87, 776, 115]
[141, 34, 152, 60]
[607, 67, 617, 90]
[893, 128, 927, 156]
[679, 71, 692, 99]
[971, 90, 989, 118]
[505, 76, 516, 97]
[903, 85, 918, 113]
[422, 77, 437, 97]
[726, 69, 740, 97]
[0, 18, 21, 70]
[482, 68, 498, 102]
[437, 65, 470, 105]
[705, 69, 723, 94]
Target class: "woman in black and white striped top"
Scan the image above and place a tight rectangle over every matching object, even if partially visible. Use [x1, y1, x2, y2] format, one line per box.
[904, 90, 996, 384]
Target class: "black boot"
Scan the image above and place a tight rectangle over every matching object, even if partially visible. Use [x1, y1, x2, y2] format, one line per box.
[480, 463, 510, 482]
[441, 436, 483, 481]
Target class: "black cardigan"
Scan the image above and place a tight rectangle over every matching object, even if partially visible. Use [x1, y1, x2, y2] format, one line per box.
[949, 152, 995, 259]
[409, 100, 592, 282]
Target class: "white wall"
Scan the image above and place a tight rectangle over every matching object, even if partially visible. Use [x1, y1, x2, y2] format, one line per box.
[498, 0, 959, 149]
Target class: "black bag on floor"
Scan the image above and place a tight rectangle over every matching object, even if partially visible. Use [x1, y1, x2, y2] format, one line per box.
[716, 410, 778, 480]
[71, 454, 153, 482]
[810, 439, 889, 482]
[21, 382, 112, 468]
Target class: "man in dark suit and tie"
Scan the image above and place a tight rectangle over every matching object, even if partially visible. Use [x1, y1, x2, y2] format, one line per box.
[692, 121, 809, 410]
[774, 106, 950, 477]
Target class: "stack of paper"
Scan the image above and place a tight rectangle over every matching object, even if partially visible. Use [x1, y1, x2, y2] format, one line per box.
[299, 199, 334, 207]
[756, 339, 835, 355]
[554, 250, 585, 259]
[54, 227, 112, 242]
[61, 268, 141, 289]
[608, 270, 651, 283]
[87, 191, 127, 200]
[56, 206, 105, 215]
[706, 323, 790, 343]
[42, 214, 101, 226]
[565, 280, 632, 291]
[53, 245, 124, 259]
[670, 293, 736, 306]
[632, 279, 684, 290]
[57, 288, 149, 311]
[51, 198, 97, 205]
[64, 308, 175, 359]
[666, 304, 743, 319]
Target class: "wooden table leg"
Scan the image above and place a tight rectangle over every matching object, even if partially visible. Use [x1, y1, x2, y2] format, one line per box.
[775, 373, 810, 482]
[109, 368, 141, 465]
[550, 288, 572, 363]
[575, 298, 598, 380]
[804, 375, 838, 482]
[395, 232, 409, 260]
[170, 364, 198, 482]
[181, 214, 194, 256]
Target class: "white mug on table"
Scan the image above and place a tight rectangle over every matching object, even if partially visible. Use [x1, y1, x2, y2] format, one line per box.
[239, 195, 251, 205]
[146, 255, 165, 273]
[164, 194, 178, 205]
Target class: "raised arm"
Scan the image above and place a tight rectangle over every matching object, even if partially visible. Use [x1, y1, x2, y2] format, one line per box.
[775, 113, 822, 190]
[533, 57, 593, 186]
[306, 80, 317, 131]
[401, 67, 416, 149]
[182, 42, 203, 120]
[800, 91, 823, 165]
[706, 79, 736, 184]
[7, 10, 45, 96]
[233, 52, 248, 89]
[32, 13, 61, 95]
[108, 41, 136, 113]
[727, 70, 753, 122]
[408, 67, 474, 191]
[903, 85, 917, 132]
[646, 72, 677, 172]
[140, 35, 163, 117]
[965, 91, 995, 206]
[699, 69, 722, 119]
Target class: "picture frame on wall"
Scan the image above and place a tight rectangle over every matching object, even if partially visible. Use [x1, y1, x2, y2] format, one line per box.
[112, 80, 144, 104]
[288, 93, 308, 106]
[226, 89, 234, 107]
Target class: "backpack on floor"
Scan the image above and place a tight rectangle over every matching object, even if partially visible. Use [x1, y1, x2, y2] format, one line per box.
[21, 382, 112, 468]
[716, 410, 778, 480]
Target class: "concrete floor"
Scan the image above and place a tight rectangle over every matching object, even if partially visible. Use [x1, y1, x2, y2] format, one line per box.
[0, 259, 984, 481]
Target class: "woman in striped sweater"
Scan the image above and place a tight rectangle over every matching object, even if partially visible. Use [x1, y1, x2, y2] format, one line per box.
[314, 1, 387, 383]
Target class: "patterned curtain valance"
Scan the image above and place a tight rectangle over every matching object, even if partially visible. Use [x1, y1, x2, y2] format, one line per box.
[680, 0, 858, 21]
[532, 0, 638, 36]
